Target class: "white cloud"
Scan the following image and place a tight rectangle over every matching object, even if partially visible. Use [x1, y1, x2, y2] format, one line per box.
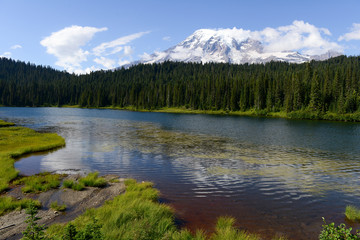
[257, 20, 342, 55]
[40, 25, 107, 72]
[118, 59, 130, 66]
[93, 31, 150, 56]
[10, 44, 22, 50]
[339, 23, 360, 41]
[0, 52, 11, 58]
[162, 36, 171, 41]
[94, 57, 116, 69]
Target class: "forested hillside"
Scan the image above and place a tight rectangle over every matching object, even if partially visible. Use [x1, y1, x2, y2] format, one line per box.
[1, 56, 360, 120]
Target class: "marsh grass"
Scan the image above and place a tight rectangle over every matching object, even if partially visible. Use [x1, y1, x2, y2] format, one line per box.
[0, 120, 15, 127]
[0, 196, 40, 216]
[50, 201, 66, 212]
[0, 123, 65, 193]
[79, 172, 107, 188]
[210, 216, 260, 240]
[63, 179, 85, 191]
[13, 172, 64, 193]
[345, 205, 360, 221]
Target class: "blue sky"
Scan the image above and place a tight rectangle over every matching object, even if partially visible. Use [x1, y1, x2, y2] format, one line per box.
[1, 0, 360, 73]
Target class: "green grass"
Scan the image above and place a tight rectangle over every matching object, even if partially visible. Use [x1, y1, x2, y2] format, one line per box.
[79, 172, 107, 188]
[63, 179, 85, 191]
[0, 120, 15, 127]
[0, 122, 65, 193]
[46, 179, 264, 240]
[0, 196, 41, 216]
[13, 172, 64, 193]
[345, 205, 360, 221]
[50, 201, 67, 212]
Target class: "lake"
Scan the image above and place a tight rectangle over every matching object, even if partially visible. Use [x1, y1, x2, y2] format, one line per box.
[1, 107, 360, 239]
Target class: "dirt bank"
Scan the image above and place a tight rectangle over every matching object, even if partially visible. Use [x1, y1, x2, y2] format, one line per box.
[0, 174, 125, 240]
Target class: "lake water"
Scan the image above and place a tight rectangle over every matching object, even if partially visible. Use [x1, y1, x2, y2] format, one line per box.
[1, 107, 360, 239]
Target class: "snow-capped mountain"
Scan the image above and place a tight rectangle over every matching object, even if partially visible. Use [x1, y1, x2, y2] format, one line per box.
[136, 28, 341, 65]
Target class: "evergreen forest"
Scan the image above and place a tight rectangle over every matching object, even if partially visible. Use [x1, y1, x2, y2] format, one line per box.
[1, 56, 360, 120]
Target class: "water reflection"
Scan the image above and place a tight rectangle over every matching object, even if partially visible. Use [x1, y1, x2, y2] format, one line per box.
[1, 107, 360, 240]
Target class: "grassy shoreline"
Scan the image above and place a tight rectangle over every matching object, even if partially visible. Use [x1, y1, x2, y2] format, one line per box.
[0, 121, 65, 193]
[58, 105, 360, 122]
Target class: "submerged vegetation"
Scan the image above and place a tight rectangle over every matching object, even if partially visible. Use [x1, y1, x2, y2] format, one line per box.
[2, 56, 360, 121]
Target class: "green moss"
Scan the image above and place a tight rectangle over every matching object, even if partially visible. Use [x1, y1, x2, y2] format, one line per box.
[13, 172, 64, 193]
[0, 121, 65, 193]
[345, 205, 360, 221]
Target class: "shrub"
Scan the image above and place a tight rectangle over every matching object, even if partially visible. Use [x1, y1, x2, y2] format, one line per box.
[319, 217, 360, 240]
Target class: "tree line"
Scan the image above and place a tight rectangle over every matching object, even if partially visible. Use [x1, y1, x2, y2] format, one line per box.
[1, 56, 360, 115]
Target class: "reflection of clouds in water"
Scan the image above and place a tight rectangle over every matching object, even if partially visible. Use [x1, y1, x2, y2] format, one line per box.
[112, 122, 360, 197]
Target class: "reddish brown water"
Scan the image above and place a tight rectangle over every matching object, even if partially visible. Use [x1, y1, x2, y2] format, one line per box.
[4, 107, 360, 240]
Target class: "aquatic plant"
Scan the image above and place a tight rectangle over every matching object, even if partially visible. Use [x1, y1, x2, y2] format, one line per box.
[345, 205, 360, 222]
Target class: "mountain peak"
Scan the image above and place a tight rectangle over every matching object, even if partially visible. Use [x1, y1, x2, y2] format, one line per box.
[136, 28, 341, 66]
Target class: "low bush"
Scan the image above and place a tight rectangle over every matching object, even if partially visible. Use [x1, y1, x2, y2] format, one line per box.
[319, 217, 360, 240]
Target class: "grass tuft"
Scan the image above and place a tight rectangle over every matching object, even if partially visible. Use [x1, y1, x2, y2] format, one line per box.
[211, 216, 260, 240]
[79, 172, 107, 188]
[63, 179, 85, 191]
[13, 172, 63, 193]
[345, 205, 360, 221]
[50, 201, 66, 212]
[0, 196, 41, 216]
